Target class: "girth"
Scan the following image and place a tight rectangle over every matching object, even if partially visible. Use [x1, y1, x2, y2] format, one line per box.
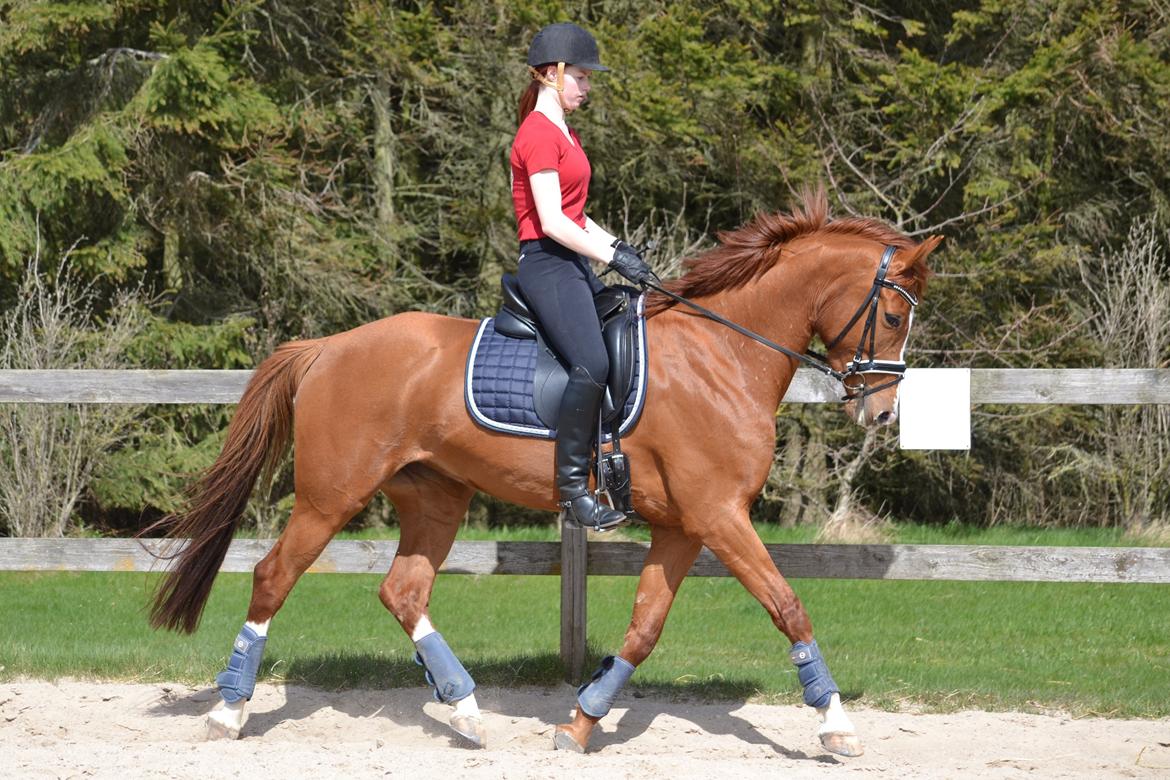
[495, 273, 638, 427]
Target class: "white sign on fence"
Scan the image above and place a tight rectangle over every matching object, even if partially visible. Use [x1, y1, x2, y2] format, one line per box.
[899, 368, 971, 450]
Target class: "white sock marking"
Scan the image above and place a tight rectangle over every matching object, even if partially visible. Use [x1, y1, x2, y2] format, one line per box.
[454, 693, 480, 718]
[244, 619, 270, 637]
[816, 692, 856, 735]
[411, 615, 436, 642]
[208, 697, 248, 736]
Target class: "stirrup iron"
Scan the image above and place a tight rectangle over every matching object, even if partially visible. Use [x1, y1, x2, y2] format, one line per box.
[559, 492, 627, 532]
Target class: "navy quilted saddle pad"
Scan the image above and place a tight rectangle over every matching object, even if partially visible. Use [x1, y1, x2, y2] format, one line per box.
[464, 316, 647, 440]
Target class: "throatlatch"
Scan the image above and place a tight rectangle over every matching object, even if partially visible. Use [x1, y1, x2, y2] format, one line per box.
[413, 632, 475, 703]
[216, 625, 268, 703]
[576, 655, 636, 718]
[789, 639, 839, 708]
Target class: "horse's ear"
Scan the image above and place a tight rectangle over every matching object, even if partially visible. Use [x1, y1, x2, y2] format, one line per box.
[892, 235, 941, 295]
[910, 235, 944, 269]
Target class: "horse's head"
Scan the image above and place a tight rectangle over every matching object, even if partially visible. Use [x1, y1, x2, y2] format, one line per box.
[815, 236, 942, 427]
[642, 192, 943, 428]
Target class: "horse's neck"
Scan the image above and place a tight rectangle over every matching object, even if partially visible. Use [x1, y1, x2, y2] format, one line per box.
[677, 261, 818, 414]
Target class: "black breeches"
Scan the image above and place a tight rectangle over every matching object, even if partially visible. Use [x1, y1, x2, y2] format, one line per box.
[516, 238, 609, 384]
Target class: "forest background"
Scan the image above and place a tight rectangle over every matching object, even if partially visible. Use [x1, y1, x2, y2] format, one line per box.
[1, 0, 1168, 539]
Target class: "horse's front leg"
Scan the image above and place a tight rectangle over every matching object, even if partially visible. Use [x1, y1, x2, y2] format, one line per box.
[702, 512, 862, 757]
[554, 524, 701, 752]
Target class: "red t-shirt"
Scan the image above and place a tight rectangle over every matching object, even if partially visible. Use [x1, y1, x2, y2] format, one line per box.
[510, 111, 591, 241]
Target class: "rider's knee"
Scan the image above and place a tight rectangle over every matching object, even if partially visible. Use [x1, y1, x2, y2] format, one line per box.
[574, 355, 609, 387]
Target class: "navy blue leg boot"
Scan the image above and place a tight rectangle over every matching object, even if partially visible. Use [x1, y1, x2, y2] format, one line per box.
[413, 631, 485, 746]
[206, 624, 267, 740]
[216, 625, 267, 704]
[554, 654, 636, 753]
[791, 639, 864, 757]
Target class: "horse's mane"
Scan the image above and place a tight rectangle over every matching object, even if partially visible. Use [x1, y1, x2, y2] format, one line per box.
[644, 189, 927, 316]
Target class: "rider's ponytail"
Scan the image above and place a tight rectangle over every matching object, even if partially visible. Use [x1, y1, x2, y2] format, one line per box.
[518, 79, 540, 125]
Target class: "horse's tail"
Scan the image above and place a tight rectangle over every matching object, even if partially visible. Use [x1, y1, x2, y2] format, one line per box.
[142, 338, 326, 634]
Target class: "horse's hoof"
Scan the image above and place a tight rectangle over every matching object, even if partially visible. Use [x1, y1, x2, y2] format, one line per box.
[450, 713, 486, 748]
[205, 716, 240, 741]
[553, 728, 586, 753]
[819, 731, 864, 757]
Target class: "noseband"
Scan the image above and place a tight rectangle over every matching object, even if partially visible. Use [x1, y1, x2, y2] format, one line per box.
[643, 244, 918, 402]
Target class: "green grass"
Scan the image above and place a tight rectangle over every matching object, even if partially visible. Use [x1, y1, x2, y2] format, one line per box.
[1, 559, 1167, 717]
[877, 522, 1151, 547]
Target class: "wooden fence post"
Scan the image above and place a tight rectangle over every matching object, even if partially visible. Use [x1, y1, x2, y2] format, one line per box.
[560, 523, 588, 684]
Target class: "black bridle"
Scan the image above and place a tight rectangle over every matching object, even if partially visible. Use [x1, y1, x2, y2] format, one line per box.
[641, 245, 919, 401]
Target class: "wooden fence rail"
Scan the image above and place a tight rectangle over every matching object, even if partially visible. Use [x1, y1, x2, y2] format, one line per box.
[2, 537, 1167, 583]
[2, 367, 1170, 404]
[3, 368, 1168, 680]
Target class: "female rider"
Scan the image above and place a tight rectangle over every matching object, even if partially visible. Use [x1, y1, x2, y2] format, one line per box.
[510, 22, 652, 531]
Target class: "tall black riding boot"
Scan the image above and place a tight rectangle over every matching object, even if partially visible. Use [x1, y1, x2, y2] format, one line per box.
[556, 366, 628, 531]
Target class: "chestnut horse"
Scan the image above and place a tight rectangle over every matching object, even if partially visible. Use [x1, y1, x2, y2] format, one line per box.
[146, 191, 940, 756]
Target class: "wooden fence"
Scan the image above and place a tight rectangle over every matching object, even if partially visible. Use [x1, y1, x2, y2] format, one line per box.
[2, 367, 1170, 404]
[1, 368, 1168, 681]
[4, 536, 1167, 582]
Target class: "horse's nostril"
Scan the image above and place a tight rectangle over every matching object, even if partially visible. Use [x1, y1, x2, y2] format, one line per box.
[875, 410, 895, 425]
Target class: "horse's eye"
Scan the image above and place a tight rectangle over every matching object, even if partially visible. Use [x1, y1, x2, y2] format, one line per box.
[884, 313, 902, 328]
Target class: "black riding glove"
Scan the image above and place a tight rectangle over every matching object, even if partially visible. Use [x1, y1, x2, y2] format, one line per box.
[609, 241, 654, 285]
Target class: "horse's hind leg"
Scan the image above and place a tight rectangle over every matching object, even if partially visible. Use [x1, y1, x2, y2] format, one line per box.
[206, 490, 374, 739]
[555, 524, 702, 752]
[378, 464, 484, 746]
[701, 511, 862, 757]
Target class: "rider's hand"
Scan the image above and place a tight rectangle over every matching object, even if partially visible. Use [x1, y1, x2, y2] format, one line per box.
[609, 240, 655, 285]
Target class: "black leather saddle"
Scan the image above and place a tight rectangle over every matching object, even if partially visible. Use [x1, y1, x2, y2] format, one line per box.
[495, 273, 640, 429]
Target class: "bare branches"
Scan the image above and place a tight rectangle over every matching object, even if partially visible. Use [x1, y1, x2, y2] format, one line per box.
[0, 248, 149, 536]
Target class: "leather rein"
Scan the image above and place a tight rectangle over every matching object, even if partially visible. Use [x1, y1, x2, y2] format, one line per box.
[641, 245, 919, 402]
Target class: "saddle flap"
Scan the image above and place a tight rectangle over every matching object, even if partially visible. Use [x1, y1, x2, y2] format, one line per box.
[533, 331, 569, 427]
[600, 307, 637, 422]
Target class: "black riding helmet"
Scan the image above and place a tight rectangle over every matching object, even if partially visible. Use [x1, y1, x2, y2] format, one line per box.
[527, 22, 609, 71]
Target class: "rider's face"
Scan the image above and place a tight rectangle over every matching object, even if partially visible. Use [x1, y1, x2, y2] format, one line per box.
[557, 65, 592, 112]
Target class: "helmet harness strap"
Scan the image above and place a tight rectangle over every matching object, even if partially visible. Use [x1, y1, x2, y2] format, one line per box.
[528, 62, 565, 93]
